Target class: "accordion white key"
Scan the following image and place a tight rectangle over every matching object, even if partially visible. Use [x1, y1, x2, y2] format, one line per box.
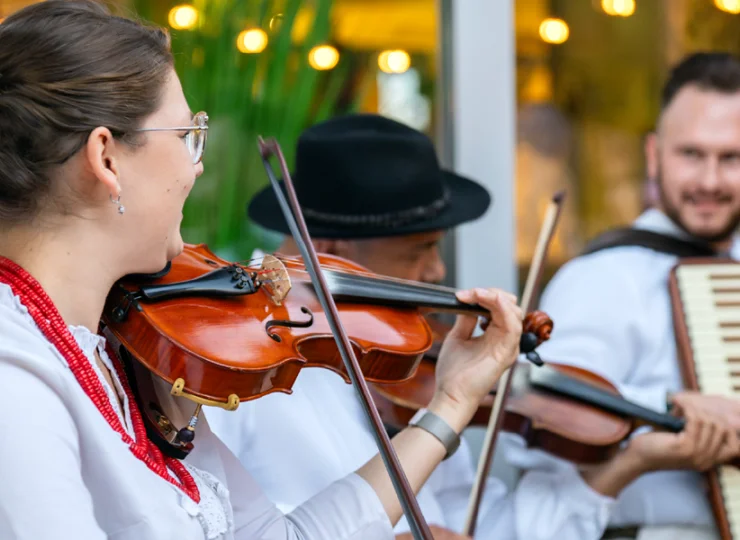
[670, 258, 740, 540]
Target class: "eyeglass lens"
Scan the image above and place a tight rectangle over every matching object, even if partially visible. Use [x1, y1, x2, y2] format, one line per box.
[187, 112, 208, 164]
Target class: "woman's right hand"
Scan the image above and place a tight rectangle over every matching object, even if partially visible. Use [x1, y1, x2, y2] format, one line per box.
[356, 288, 521, 525]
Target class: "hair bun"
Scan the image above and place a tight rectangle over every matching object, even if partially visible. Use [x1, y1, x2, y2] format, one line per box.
[0, 145, 44, 223]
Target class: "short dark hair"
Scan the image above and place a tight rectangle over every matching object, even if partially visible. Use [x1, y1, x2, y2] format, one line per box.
[0, 0, 173, 225]
[661, 52, 740, 110]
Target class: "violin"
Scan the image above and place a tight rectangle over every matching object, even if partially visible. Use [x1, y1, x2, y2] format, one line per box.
[371, 317, 685, 464]
[101, 243, 551, 454]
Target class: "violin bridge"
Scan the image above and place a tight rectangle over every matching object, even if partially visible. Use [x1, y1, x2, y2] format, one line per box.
[258, 254, 291, 306]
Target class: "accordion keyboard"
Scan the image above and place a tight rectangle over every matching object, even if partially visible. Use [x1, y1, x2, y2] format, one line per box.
[674, 261, 740, 539]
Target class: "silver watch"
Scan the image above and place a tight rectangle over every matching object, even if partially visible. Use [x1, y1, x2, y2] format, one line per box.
[408, 408, 461, 460]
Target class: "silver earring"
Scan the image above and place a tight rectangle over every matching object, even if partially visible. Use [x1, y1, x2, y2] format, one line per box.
[110, 193, 125, 215]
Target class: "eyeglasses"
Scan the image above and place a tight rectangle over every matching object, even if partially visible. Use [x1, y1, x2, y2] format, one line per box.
[136, 111, 209, 164]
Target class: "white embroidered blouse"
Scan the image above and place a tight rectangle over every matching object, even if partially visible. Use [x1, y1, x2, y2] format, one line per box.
[0, 283, 393, 540]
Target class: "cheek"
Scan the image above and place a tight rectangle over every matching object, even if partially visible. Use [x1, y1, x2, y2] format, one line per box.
[152, 159, 195, 209]
[389, 258, 425, 281]
[663, 160, 695, 195]
[722, 165, 740, 194]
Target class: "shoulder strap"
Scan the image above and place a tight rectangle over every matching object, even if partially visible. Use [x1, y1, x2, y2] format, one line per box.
[582, 227, 717, 258]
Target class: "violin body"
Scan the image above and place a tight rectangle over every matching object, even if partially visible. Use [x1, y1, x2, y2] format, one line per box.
[372, 360, 632, 464]
[103, 243, 433, 407]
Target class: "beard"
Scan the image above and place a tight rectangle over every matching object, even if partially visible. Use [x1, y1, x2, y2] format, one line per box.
[656, 167, 740, 243]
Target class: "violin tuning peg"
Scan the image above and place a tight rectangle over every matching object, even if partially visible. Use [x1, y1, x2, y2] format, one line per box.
[525, 351, 545, 367]
[520, 332, 539, 353]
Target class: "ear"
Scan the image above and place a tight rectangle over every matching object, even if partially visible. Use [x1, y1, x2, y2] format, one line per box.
[84, 126, 121, 199]
[644, 131, 659, 181]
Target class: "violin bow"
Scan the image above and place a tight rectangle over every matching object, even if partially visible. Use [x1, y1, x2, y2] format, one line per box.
[257, 137, 433, 540]
[462, 190, 566, 537]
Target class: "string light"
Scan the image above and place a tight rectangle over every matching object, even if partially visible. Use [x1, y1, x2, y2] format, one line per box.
[168, 5, 199, 31]
[539, 18, 569, 45]
[237, 29, 268, 54]
[378, 50, 411, 74]
[715, 0, 740, 14]
[601, 0, 636, 17]
[309, 45, 339, 71]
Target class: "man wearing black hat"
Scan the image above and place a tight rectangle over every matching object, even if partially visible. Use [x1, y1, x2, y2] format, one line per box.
[208, 114, 718, 539]
[247, 112, 490, 284]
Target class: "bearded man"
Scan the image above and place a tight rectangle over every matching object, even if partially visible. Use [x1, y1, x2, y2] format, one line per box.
[506, 52, 740, 540]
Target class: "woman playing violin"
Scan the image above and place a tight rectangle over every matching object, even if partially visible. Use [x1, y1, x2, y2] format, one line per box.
[0, 2, 524, 539]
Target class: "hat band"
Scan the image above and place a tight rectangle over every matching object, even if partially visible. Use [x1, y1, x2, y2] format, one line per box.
[300, 189, 451, 229]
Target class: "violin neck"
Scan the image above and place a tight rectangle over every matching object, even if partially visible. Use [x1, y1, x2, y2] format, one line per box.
[322, 270, 488, 316]
[529, 365, 685, 433]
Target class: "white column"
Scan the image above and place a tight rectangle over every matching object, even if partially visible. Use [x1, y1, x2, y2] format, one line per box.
[451, 0, 517, 294]
[448, 0, 520, 490]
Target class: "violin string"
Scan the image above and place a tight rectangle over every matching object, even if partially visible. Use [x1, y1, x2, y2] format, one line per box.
[235, 257, 266, 267]
[240, 255, 458, 294]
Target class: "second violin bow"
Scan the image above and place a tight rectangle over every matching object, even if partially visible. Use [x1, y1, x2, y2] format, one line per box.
[462, 190, 566, 536]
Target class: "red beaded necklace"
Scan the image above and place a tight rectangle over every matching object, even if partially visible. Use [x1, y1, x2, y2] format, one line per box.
[0, 256, 200, 503]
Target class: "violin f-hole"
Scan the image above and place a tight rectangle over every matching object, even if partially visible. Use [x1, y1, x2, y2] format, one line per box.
[265, 306, 314, 342]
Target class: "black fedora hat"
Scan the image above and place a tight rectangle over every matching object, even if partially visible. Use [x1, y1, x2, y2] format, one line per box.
[248, 114, 491, 239]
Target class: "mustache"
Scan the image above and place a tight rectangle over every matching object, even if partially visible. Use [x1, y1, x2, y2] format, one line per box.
[682, 191, 733, 204]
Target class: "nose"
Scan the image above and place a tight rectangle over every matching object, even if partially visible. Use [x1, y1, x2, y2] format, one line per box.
[194, 161, 204, 179]
[421, 249, 446, 284]
[700, 156, 721, 190]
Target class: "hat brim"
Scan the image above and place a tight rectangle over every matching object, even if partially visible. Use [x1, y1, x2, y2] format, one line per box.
[247, 170, 492, 239]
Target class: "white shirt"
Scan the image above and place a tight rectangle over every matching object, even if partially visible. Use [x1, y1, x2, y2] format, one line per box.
[0, 283, 394, 540]
[207, 256, 616, 539]
[508, 208, 740, 530]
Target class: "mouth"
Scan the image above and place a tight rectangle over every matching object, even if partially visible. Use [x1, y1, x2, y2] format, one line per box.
[683, 193, 732, 213]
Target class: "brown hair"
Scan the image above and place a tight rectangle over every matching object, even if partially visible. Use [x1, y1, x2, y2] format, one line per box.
[662, 52, 740, 110]
[0, 0, 173, 224]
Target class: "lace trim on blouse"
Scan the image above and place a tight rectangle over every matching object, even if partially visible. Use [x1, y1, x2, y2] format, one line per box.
[0, 284, 233, 539]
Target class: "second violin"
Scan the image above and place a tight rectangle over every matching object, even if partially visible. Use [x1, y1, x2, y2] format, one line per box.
[372, 317, 685, 465]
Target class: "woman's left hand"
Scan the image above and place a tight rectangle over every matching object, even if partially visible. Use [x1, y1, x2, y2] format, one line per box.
[430, 288, 522, 431]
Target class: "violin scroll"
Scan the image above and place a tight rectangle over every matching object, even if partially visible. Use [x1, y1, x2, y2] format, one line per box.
[523, 310, 553, 345]
[520, 310, 552, 367]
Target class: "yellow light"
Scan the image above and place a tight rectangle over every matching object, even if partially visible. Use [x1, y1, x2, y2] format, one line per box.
[168, 5, 198, 31]
[308, 45, 339, 71]
[539, 18, 569, 45]
[601, 0, 636, 17]
[378, 50, 411, 74]
[237, 28, 268, 54]
[715, 0, 740, 14]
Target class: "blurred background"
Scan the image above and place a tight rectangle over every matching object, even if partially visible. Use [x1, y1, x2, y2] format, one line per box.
[3, 0, 740, 292]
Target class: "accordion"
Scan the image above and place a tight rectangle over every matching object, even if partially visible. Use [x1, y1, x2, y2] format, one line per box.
[670, 258, 740, 540]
